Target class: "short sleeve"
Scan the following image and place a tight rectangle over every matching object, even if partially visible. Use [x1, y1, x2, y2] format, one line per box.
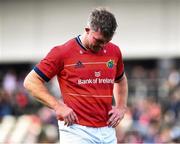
[34, 46, 64, 82]
[115, 47, 124, 82]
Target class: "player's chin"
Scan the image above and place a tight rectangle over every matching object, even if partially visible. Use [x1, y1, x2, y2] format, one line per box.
[91, 46, 102, 52]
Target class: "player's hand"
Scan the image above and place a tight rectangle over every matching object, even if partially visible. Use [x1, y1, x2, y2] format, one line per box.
[107, 106, 126, 128]
[55, 104, 79, 126]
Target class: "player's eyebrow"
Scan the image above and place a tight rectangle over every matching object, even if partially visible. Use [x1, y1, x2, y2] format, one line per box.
[93, 36, 107, 44]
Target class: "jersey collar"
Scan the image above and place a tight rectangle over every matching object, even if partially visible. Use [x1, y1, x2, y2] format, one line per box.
[75, 35, 88, 51]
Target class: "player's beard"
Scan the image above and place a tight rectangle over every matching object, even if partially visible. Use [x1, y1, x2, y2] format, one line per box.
[89, 45, 102, 53]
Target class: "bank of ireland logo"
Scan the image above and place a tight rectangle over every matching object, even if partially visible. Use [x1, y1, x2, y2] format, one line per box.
[106, 59, 114, 68]
[95, 71, 101, 77]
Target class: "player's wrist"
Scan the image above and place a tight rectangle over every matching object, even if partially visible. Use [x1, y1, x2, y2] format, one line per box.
[116, 105, 127, 113]
[53, 101, 64, 111]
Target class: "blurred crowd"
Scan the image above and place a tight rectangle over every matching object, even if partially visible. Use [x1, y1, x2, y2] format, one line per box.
[0, 67, 59, 143]
[117, 60, 180, 143]
[0, 60, 180, 143]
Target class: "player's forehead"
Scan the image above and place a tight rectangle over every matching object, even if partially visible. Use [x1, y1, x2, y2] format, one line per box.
[91, 29, 111, 42]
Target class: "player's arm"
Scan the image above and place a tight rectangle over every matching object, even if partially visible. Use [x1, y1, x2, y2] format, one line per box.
[108, 73, 128, 127]
[23, 70, 79, 125]
[113, 73, 128, 112]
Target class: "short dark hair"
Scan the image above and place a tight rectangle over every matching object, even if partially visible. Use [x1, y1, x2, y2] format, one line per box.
[88, 7, 117, 39]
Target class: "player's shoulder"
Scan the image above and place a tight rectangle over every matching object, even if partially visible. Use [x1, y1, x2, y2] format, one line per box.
[51, 37, 76, 53]
[105, 42, 122, 56]
[54, 37, 76, 50]
[46, 37, 76, 58]
[106, 42, 120, 49]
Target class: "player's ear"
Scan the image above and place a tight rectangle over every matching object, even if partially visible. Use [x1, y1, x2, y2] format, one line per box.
[85, 27, 90, 34]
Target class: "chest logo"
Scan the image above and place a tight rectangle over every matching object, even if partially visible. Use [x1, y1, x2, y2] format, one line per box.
[95, 71, 101, 77]
[106, 59, 114, 68]
[75, 61, 84, 68]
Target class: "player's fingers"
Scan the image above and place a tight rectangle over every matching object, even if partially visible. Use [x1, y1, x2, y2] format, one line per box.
[108, 109, 113, 116]
[112, 119, 121, 128]
[109, 116, 120, 127]
[64, 117, 71, 126]
[70, 113, 75, 121]
[69, 113, 76, 125]
[108, 112, 121, 126]
[67, 121, 72, 126]
[64, 117, 68, 126]
[107, 113, 116, 125]
[67, 114, 74, 126]
[64, 112, 78, 126]
[73, 112, 79, 123]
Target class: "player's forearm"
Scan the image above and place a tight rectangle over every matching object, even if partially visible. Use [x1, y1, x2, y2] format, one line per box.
[113, 74, 128, 111]
[23, 70, 64, 110]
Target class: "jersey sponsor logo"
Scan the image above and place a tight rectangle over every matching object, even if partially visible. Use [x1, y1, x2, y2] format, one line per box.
[75, 61, 84, 68]
[95, 71, 101, 77]
[106, 59, 114, 68]
[78, 78, 114, 85]
[78, 71, 114, 85]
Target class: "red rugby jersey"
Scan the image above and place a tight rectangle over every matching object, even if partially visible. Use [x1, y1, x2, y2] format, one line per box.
[34, 36, 124, 127]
